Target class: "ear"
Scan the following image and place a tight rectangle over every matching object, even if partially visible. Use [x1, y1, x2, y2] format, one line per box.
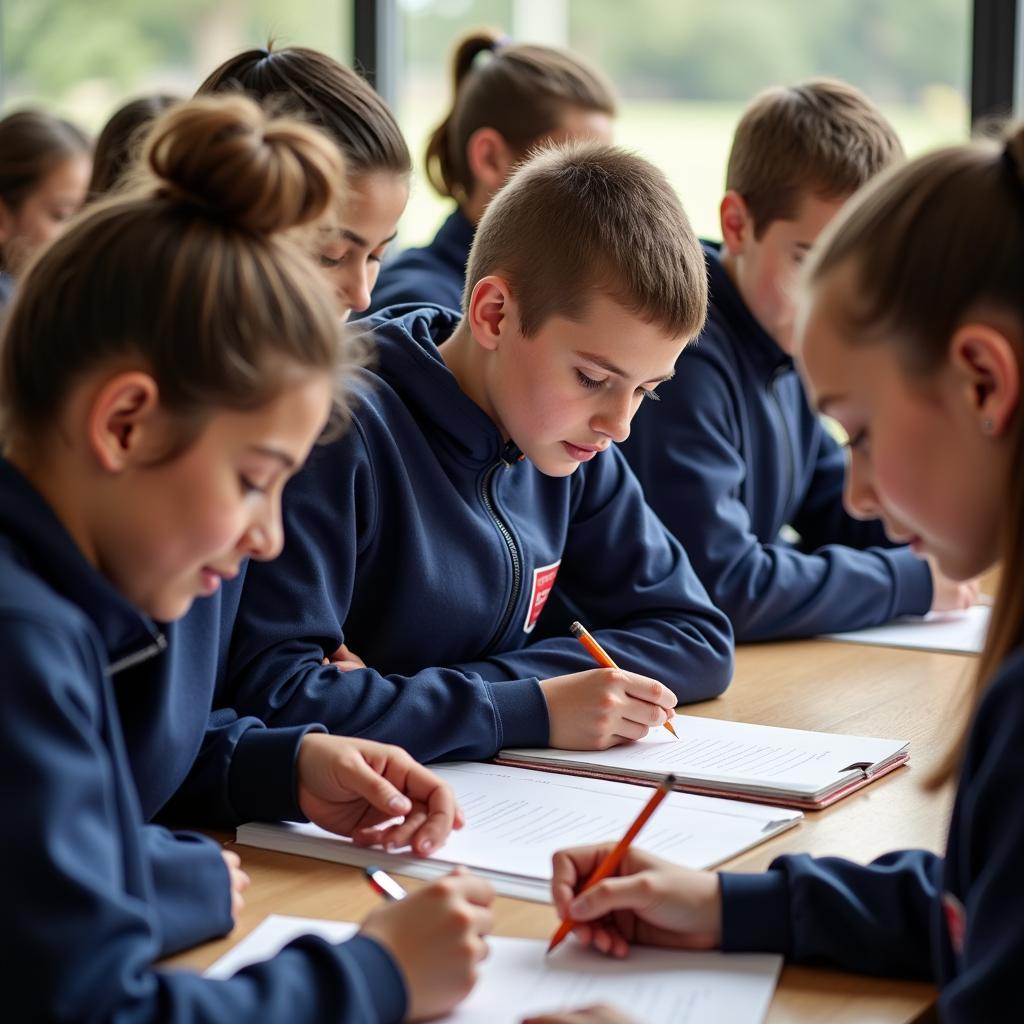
[86, 371, 162, 473]
[948, 322, 1020, 437]
[465, 127, 517, 199]
[719, 191, 752, 255]
[465, 275, 518, 352]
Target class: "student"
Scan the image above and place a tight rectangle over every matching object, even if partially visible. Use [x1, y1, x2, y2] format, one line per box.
[367, 28, 616, 314]
[198, 44, 410, 321]
[88, 93, 180, 197]
[546, 126, 1024, 1024]
[226, 141, 734, 763]
[0, 108, 90, 305]
[619, 80, 980, 642]
[0, 94, 490, 1022]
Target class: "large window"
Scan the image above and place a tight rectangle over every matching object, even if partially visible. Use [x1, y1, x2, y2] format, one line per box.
[396, 0, 971, 243]
[0, 0, 353, 129]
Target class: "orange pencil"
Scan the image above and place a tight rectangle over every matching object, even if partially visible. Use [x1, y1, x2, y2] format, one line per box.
[547, 773, 676, 954]
[569, 620, 678, 738]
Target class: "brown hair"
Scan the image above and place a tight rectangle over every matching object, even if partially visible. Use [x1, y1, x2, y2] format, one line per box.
[0, 95, 349, 445]
[0, 109, 90, 268]
[197, 44, 411, 178]
[88, 94, 181, 198]
[803, 125, 1024, 781]
[726, 79, 904, 238]
[425, 28, 617, 205]
[465, 140, 706, 340]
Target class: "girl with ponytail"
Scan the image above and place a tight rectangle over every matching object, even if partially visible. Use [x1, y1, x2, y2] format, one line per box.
[0, 94, 490, 1023]
[369, 28, 617, 314]
[541, 126, 1024, 1024]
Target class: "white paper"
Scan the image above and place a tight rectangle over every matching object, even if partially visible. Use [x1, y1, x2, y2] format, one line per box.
[823, 604, 990, 655]
[501, 715, 908, 800]
[237, 762, 801, 901]
[207, 914, 781, 1024]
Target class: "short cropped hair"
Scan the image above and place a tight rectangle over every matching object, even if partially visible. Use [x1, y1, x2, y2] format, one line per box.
[464, 141, 706, 339]
[726, 79, 903, 238]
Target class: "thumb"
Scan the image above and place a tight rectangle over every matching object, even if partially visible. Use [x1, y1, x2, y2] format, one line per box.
[334, 753, 412, 816]
[569, 875, 651, 921]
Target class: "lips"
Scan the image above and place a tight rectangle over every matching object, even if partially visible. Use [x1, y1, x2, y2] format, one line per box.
[561, 441, 607, 462]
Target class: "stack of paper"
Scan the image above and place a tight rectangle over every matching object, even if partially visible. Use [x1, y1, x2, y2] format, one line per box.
[207, 914, 782, 1023]
[237, 762, 801, 902]
[499, 715, 909, 810]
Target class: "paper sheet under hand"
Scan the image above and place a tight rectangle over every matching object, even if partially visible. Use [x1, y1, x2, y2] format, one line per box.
[206, 914, 781, 1024]
[824, 604, 990, 655]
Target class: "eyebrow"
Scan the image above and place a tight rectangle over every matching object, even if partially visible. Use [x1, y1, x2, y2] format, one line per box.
[575, 350, 675, 384]
[334, 228, 398, 249]
[248, 445, 297, 470]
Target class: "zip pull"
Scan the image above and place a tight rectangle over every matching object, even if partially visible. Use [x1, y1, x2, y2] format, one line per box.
[500, 439, 524, 467]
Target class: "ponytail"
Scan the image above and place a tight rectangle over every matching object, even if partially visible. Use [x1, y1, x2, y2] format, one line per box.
[424, 28, 617, 205]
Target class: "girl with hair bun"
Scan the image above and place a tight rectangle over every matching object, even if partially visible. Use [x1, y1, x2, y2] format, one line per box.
[540, 125, 1024, 1024]
[369, 27, 618, 314]
[198, 44, 412, 321]
[0, 108, 90, 304]
[0, 94, 490, 1023]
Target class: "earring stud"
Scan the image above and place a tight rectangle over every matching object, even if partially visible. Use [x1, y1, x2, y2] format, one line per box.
[982, 417, 995, 432]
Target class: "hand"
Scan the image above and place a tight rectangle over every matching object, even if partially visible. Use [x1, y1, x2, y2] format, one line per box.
[523, 1006, 638, 1024]
[360, 867, 494, 1022]
[551, 845, 722, 958]
[296, 734, 464, 856]
[322, 642, 366, 671]
[221, 848, 250, 924]
[540, 669, 677, 749]
[927, 556, 982, 613]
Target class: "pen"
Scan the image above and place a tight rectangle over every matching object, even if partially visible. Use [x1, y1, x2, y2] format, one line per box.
[569, 620, 678, 738]
[364, 865, 408, 901]
[547, 773, 676, 954]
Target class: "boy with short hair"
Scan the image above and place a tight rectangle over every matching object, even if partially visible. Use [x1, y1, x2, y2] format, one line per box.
[620, 80, 979, 643]
[224, 141, 733, 761]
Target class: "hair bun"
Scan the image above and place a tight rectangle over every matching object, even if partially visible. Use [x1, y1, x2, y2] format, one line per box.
[144, 94, 345, 234]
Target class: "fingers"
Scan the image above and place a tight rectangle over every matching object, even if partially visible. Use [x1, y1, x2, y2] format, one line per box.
[381, 754, 461, 855]
[622, 673, 677, 710]
[333, 748, 414, 819]
[551, 845, 617, 917]
[568, 874, 653, 922]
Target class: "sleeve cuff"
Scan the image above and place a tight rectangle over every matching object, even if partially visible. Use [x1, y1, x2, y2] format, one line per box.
[719, 869, 793, 954]
[487, 678, 550, 749]
[341, 934, 408, 1023]
[885, 548, 933, 618]
[228, 723, 326, 823]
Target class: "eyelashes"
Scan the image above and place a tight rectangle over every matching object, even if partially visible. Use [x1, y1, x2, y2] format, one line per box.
[576, 369, 661, 401]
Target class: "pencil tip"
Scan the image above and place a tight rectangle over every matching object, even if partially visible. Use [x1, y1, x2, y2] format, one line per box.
[664, 774, 677, 788]
[568, 621, 583, 637]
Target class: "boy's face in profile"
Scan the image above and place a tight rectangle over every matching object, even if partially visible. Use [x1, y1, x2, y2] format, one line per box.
[722, 190, 848, 354]
[487, 291, 682, 476]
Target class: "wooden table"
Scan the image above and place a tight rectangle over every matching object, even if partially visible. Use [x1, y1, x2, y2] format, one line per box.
[167, 638, 971, 1023]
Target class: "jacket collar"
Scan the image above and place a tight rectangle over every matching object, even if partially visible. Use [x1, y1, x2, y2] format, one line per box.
[433, 208, 476, 269]
[354, 303, 510, 466]
[0, 457, 166, 673]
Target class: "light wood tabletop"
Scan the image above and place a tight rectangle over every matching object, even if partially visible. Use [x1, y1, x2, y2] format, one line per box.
[166, 636, 973, 1023]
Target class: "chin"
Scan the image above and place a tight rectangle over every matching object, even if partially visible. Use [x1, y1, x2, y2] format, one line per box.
[146, 592, 196, 623]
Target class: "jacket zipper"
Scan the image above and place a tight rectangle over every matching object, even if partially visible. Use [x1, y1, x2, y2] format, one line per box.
[767, 364, 796, 523]
[480, 440, 523, 655]
[106, 631, 168, 677]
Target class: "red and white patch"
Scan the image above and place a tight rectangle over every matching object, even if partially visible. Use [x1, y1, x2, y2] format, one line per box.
[523, 559, 561, 633]
[942, 891, 966, 956]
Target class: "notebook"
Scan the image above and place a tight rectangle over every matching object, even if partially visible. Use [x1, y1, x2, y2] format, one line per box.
[498, 715, 909, 810]
[236, 762, 801, 902]
[207, 914, 782, 1024]
[824, 604, 990, 655]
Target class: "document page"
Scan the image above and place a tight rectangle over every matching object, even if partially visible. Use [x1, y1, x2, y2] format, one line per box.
[502, 716, 908, 797]
[207, 914, 781, 1024]
[237, 763, 800, 900]
[824, 604, 989, 654]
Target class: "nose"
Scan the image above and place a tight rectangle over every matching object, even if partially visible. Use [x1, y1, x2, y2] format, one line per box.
[242, 501, 285, 563]
[843, 452, 879, 521]
[336, 260, 372, 316]
[591, 389, 634, 444]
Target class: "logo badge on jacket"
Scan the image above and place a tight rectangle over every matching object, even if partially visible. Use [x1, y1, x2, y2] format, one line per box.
[942, 891, 966, 957]
[523, 560, 561, 633]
